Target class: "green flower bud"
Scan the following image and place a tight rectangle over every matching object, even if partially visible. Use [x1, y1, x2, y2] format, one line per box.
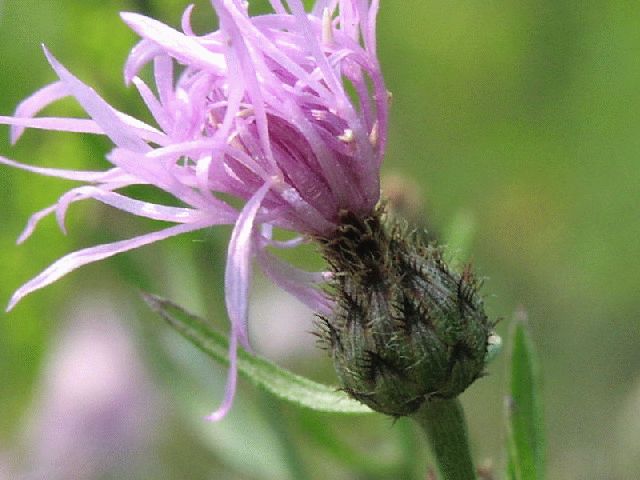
[317, 206, 493, 417]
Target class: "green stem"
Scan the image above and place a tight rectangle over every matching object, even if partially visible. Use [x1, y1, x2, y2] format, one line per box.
[411, 398, 476, 480]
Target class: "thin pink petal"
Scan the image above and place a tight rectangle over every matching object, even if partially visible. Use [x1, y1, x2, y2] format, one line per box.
[287, 0, 345, 102]
[259, 225, 305, 249]
[311, 0, 333, 16]
[208, 181, 273, 423]
[217, 3, 277, 171]
[224, 181, 273, 350]
[205, 332, 238, 422]
[0, 116, 104, 136]
[43, 46, 151, 153]
[53, 186, 220, 233]
[226, 9, 332, 100]
[114, 111, 168, 145]
[124, 39, 165, 84]
[131, 77, 171, 133]
[106, 148, 211, 210]
[88, 190, 220, 223]
[268, 0, 288, 14]
[16, 205, 58, 245]
[7, 220, 220, 312]
[0, 156, 130, 182]
[256, 247, 333, 315]
[366, 0, 380, 53]
[181, 4, 197, 36]
[153, 56, 175, 109]
[11, 81, 68, 143]
[0, 114, 166, 146]
[120, 12, 225, 72]
[51, 183, 129, 234]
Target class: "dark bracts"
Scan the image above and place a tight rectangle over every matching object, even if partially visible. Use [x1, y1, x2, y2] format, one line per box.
[316, 205, 493, 417]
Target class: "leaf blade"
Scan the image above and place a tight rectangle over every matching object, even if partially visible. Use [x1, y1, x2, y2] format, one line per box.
[506, 314, 545, 480]
[143, 293, 372, 414]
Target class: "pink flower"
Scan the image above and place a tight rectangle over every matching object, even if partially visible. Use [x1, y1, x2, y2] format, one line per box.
[0, 0, 387, 420]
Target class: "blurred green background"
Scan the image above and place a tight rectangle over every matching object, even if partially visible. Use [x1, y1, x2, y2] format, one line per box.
[1, 1, 639, 478]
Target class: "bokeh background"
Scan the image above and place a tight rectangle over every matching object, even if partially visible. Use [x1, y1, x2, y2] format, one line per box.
[1, 1, 639, 479]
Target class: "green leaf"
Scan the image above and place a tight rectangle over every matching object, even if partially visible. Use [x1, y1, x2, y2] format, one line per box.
[506, 314, 545, 480]
[142, 293, 372, 414]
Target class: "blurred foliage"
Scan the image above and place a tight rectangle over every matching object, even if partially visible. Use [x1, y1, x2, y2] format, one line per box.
[0, 0, 639, 479]
[507, 315, 545, 480]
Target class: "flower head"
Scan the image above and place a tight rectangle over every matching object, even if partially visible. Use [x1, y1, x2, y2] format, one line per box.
[0, 0, 387, 420]
[318, 207, 492, 417]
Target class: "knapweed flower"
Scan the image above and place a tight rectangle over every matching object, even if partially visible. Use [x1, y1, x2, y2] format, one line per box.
[0, 0, 387, 420]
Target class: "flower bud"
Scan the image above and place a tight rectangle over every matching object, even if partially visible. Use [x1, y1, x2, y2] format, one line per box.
[317, 206, 493, 417]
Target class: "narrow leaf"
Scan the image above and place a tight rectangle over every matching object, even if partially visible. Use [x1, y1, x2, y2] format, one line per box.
[142, 293, 372, 414]
[506, 312, 545, 480]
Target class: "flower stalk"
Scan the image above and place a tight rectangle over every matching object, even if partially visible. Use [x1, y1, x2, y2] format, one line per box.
[412, 398, 477, 480]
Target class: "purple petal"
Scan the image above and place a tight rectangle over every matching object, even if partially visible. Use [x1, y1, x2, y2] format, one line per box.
[311, 0, 332, 16]
[42, 46, 151, 153]
[0, 113, 166, 146]
[120, 12, 225, 72]
[181, 4, 197, 36]
[216, 2, 278, 171]
[0, 155, 130, 182]
[16, 204, 58, 245]
[256, 248, 333, 316]
[259, 224, 305, 249]
[153, 56, 175, 109]
[276, 185, 336, 234]
[10, 81, 68, 143]
[52, 187, 219, 234]
[226, 10, 332, 100]
[106, 148, 211, 210]
[115, 111, 168, 146]
[287, 0, 345, 102]
[365, 0, 380, 53]
[7, 220, 221, 312]
[0, 116, 103, 136]
[131, 77, 171, 133]
[124, 39, 165, 84]
[224, 181, 273, 350]
[205, 331, 238, 422]
[51, 184, 133, 236]
[268, 0, 288, 15]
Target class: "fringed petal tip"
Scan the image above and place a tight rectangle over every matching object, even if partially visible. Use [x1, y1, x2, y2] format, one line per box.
[204, 408, 231, 423]
[6, 294, 20, 313]
[205, 331, 240, 423]
[42, 44, 151, 154]
[181, 4, 197, 36]
[119, 11, 139, 26]
[40, 43, 55, 67]
[7, 221, 219, 315]
[4, 80, 69, 144]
